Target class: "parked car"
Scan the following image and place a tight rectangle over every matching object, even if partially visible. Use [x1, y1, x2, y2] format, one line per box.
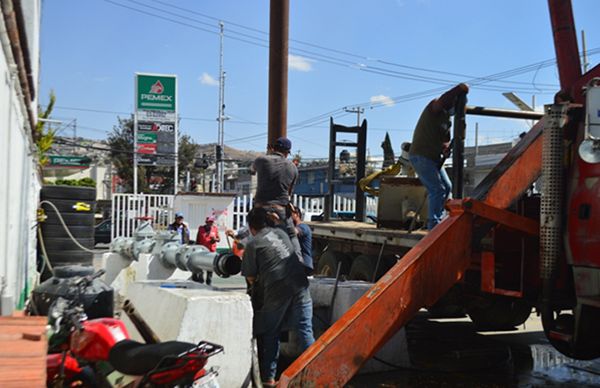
[94, 219, 111, 245]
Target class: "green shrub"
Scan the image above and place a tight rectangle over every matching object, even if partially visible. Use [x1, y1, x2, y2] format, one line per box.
[52, 178, 96, 187]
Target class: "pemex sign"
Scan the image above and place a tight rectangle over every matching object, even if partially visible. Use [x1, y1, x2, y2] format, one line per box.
[136, 74, 176, 111]
[134, 73, 178, 176]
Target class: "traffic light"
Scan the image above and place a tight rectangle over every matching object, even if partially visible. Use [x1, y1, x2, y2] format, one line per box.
[194, 154, 210, 170]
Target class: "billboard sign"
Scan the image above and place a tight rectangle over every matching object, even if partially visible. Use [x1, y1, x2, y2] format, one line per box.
[134, 73, 178, 174]
[136, 74, 176, 111]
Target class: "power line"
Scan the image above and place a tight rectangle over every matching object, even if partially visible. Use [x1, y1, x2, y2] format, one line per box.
[103, 0, 566, 94]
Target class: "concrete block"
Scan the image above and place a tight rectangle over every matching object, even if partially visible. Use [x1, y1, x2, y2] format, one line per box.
[303, 278, 409, 374]
[123, 281, 253, 388]
[100, 252, 191, 298]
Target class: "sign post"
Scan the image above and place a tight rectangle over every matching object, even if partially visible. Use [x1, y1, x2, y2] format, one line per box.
[134, 73, 178, 195]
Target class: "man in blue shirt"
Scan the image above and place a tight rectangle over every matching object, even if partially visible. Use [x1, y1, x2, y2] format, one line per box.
[291, 208, 313, 275]
[167, 212, 190, 244]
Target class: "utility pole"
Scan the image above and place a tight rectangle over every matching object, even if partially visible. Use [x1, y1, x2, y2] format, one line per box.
[267, 0, 289, 146]
[216, 21, 228, 193]
[344, 106, 364, 126]
[582, 29, 589, 73]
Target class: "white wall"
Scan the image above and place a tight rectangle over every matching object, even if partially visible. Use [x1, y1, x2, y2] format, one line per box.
[0, 0, 42, 314]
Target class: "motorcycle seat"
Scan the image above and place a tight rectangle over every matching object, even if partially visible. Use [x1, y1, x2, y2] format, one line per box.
[108, 339, 196, 376]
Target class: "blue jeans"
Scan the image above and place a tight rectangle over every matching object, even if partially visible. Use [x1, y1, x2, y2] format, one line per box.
[255, 288, 314, 381]
[409, 154, 452, 230]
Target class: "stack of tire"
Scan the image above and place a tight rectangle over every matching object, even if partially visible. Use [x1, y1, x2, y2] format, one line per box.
[38, 185, 96, 279]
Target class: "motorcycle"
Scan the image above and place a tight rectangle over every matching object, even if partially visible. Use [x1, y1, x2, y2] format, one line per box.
[46, 269, 223, 388]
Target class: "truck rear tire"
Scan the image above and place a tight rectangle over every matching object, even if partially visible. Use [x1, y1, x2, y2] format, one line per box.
[348, 254, 391, 282]
[316, 250, 350, 278]
[468, 297, 531, 330]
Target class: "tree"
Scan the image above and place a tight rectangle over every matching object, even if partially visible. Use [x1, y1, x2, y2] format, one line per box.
[178, 134, 201, 176]
[107, 119, 202, 193]
[36, 90, 56, 166]
[107, 117, 148, 193]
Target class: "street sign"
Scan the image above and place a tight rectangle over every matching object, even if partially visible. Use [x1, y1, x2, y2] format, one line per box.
[48, 155, 91, 167]
[137, 132, 157, 143]
[136, 74, 176, 111]
[137, 110, 176, 123]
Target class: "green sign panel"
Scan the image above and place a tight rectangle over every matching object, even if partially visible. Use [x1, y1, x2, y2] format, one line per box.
[137, 132, 157, 143]
[136, 74, 176, 111]
[48, 155, 91, 167]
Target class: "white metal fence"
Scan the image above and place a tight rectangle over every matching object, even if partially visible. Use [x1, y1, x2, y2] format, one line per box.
[111, 194, 174, 239]
[112, 193, 378, 238]
[232, 194, 378, 229]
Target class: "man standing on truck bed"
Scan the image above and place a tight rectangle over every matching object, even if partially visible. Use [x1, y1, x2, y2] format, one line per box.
[252, 136, 303, 262]
[409, 83, 469, 230]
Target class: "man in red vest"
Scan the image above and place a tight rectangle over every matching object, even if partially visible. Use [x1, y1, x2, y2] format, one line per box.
[195, 216, 220, 285]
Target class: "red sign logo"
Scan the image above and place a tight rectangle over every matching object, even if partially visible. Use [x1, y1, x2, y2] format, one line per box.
[138, 143, 157, 154]
[149, 80, 164, 94]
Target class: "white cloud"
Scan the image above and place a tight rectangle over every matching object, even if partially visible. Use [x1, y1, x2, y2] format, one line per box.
[370, 94, 395, 107]
[289, 54, 313, 72]
[199, 72, 219, 86]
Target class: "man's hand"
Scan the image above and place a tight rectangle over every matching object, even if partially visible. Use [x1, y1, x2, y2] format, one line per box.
[225, 229, 235, 238]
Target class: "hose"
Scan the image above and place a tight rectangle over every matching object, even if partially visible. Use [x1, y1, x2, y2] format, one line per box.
[39, 200, 109, 254]
[358, 160, 402, 196]
[37, 226, 55, 276]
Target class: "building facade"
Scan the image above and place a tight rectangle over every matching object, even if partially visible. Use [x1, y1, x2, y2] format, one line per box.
[0, 0, 42, 315]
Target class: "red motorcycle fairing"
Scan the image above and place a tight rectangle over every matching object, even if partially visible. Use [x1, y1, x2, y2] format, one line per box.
[46, 353, 81, 383]
[70, 318, 129, 362]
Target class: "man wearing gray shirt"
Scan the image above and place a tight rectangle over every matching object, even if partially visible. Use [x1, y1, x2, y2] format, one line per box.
[252, 137, 304, 265]
[242, 207, 314, 386]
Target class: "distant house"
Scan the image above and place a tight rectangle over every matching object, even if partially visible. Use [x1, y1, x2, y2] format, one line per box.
[294, 163, 356, 197]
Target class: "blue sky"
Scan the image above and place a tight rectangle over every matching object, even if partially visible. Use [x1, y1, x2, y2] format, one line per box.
[40, 0, 600, 159]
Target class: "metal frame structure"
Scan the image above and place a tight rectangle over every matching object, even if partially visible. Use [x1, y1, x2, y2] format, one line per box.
[324, 118, 367, 222]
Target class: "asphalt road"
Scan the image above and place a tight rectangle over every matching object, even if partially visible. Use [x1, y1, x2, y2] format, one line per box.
[347, 312, 600, 387]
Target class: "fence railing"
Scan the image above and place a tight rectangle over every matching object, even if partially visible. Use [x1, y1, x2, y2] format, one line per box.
[111, 193, 174, 239]
[112, 193, 378, 238]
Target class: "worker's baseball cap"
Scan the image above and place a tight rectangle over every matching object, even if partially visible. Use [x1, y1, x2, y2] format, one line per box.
[206, 216, 215, 223]
[175, 212, 184, 219]
[275, 137, 292, 151]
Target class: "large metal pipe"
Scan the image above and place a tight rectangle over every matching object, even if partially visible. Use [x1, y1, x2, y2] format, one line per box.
[160, 244, 242, 278]
[466, 106, 544, 120]
[267, 0, 289, 145]
[452, 95, 467, 199]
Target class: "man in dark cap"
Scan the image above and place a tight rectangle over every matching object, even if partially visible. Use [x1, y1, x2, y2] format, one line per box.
[409, 83, 469, 230]
[252, 136, 305, 265]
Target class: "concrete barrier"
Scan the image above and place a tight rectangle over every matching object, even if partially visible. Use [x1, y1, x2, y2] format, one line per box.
[122, 281, 253, 388]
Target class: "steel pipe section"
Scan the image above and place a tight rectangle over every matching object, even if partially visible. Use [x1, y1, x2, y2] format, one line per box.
[110, 228, 242, 278]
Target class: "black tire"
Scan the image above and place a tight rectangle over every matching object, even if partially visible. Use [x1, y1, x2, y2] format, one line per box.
[348, 254, 394, 282]
[42, 212, 95, 226]
[41, 199, 95, 214]
[42, 249, 93, 264]
[53, 265, 95, 278]
[41, 185, 96, 201]
[40, 237, 94, 251]
[427, 285, 467, 318]
[40, 225, 94, 239]
[316, 250, 351, 277]
[467, 297, 531, 330]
